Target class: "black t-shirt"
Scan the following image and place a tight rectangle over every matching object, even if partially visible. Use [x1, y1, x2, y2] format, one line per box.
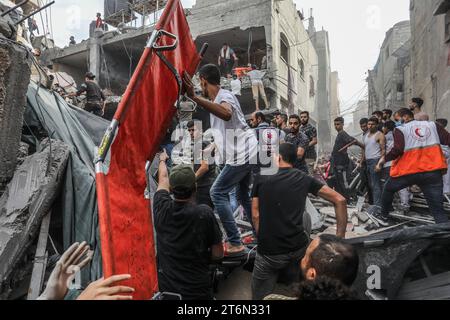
[332, 130, 356, 166]
[285, 131, 310, 170]
[153, 190, 223, 300]
[77, 81, 105, 103]
[251, 168, 324, 255]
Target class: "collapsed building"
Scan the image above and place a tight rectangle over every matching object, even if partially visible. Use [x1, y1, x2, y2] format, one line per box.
[367, 20, 411, 114]
[47, 0, 333, 147]
[1, 0, 450, 301]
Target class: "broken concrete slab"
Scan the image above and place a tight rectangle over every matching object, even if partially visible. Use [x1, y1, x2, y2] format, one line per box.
[0, 37, 31, 193]
[0, 139, 70, 299]
[0, 16, 16, 39]
[357, 211, 370, 223]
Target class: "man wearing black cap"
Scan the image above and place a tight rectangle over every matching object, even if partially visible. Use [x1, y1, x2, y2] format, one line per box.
[74, 72, 106, 117]
[153, 151, 224, 300]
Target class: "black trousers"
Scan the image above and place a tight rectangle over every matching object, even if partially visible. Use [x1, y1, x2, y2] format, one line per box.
[333, 165, 351, 201]
[196, 185, 214, 209]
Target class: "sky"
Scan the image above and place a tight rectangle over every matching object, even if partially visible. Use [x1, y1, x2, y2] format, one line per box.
[40, 0, 410, 117]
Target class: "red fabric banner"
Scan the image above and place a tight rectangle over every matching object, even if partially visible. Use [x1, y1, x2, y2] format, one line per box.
[96, 0, 200, 300]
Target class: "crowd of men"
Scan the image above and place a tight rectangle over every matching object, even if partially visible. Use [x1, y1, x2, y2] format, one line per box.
[38, 63, 450, 301]
[147, 64, 352, 300]
[331, 98, 450, 227]
[138, 65, 450, 300]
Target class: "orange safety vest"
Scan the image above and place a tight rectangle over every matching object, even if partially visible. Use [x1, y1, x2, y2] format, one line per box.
[390, 120, 448, 178]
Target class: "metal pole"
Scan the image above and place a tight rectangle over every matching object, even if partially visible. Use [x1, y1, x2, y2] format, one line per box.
[15, 1, 55, 25]
[1, 0, 29, 17]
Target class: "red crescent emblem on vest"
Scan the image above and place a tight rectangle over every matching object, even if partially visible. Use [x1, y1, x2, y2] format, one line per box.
[415, 128, 424, 138]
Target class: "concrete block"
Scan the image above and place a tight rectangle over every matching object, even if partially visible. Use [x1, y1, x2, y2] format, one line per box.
[0, 139, 70, 298]
[0, 39, 31, 192]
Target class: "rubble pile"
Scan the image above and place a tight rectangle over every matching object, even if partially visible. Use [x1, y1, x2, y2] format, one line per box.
[0, 139, 70, 298]
[310, 192, 450, 239]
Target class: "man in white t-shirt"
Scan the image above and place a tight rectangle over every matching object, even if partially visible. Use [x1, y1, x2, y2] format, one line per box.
[246, 65, 269, 111]
[183, 64, 258, 255]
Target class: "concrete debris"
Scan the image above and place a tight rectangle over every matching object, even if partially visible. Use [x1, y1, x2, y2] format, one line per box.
[0, 139, 70, 299]
[0, 38, 32, 193]
[357, 211, 370, 223]
[0, 15, 16, 39]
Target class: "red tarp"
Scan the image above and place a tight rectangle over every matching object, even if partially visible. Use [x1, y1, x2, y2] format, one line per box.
[96, 0, 200, 300]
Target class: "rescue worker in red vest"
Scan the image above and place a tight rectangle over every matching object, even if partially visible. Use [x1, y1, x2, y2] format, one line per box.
[373, 108, 450, 226]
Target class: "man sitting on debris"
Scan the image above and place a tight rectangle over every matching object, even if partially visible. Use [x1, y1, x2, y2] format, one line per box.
[153, 151, 224, 300]
[69, 36, 76, 46]
[72, 72, 106, 117]
[251, 143, 348, 300]
[183, 64, 258, 255]
[374, 108, 450, 226]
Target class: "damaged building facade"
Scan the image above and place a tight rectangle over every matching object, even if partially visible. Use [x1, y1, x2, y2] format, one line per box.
[187, 0, 319, 118]
[307, 16, 335, 152]
[368, 0, 450, 120]
[367, 20, 411, 114]
[410, 0, 450, 120]
[49, 0, 327, 141]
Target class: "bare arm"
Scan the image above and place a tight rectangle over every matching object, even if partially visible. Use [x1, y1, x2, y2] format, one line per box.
[157, 150, 170, 192]
[195, 160, 209, 180]
[317, 186, 348, 238]
[354, 140, 365, 149]
[183, 72, 232, 121]
[252, 198, 260, 235]
[309, 137, 318, 148]
[379, 133, 386, 158]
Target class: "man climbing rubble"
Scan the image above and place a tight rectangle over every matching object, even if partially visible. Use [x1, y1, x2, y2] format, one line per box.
[374, 108, 450, 226]
[71, 72, 106, 117]
[182, 64, 258, 256]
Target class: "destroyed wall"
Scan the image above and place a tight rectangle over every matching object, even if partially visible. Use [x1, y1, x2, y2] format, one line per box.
[188, 0, 271, 40]
[312, 30, 332, 153]
[270, 0, 319, 117]
[187, 0, 277, 111]
[369, 21, 411, 111]
[410, 0, 450, 120]
[0, 39, 31, 192]
[0, 139, 70, 298]
[188, 0, 319, 117]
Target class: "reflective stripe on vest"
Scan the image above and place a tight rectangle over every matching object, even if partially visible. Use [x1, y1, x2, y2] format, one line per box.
[390, 121, 448, 177]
